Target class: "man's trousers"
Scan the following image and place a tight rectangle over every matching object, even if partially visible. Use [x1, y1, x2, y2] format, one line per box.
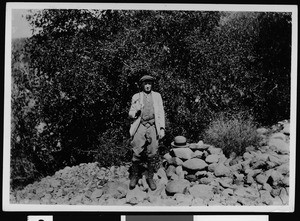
[131, 123, 158, 162]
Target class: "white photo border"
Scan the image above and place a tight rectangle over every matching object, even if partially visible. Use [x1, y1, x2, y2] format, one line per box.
[3, 2, 297, 212]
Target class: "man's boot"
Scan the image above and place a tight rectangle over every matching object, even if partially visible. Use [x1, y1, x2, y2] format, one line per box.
[147, 160, 157, 191]
[129, 161, 139, 190]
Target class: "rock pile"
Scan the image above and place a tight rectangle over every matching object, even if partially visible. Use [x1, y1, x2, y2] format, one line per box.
[10, 121, 291, 206]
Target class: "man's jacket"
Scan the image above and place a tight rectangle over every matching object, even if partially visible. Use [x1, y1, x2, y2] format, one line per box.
[129, 91, 165, 137]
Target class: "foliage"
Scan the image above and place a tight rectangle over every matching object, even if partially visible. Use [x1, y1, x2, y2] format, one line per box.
[202, 111, 261, 157]
[10, 9, 291, 189]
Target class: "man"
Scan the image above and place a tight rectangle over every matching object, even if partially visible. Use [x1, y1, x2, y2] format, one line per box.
[128, 73, 165, 190]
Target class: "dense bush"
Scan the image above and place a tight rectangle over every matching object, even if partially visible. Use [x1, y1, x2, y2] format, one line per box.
[202, 111, 262, 157]
[10, 10, 291, 189]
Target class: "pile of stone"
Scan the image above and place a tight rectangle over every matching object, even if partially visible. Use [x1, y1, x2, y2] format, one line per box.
[10, 120, 291, 206]
[157, 120, 290, 205]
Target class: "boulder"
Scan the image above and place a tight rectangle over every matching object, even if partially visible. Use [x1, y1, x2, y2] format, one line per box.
[189, 184, 214, 200]
[208, 146, 223, 155]
[268, 139, 289, 154]
[205, 154, 221, 164]
[183, 158, 208, 171]
[214, 164, 231, 177]
[171, 148, 194, 160]
[165, 179, 190, 195]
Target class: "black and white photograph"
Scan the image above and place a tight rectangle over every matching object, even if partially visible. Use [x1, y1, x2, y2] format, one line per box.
[3, 3, 297, 212]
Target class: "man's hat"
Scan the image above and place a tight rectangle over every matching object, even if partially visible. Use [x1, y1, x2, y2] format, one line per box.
[139, 75, 155, 83]
[171, 136, 190, 148]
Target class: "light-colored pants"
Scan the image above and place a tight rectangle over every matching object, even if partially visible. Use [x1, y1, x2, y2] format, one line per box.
[131, 123, 158, 162]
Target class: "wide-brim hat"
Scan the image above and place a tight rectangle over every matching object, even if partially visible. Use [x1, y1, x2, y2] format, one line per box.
[171, 136, 190, 148]
[139, 75, 155, 83]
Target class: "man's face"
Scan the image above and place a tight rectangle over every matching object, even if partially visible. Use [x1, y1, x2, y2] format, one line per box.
[142, 81, 152, 93]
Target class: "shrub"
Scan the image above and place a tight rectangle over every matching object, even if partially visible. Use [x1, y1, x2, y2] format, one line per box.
[202, 111, 261, 157]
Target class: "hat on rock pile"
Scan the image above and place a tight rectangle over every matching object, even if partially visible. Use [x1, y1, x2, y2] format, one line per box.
[171, 136, 190, 148]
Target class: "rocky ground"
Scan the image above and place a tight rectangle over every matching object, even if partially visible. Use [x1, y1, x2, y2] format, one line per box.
[10, 121, 290, 206]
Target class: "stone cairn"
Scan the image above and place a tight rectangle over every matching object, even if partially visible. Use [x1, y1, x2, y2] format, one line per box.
[10, 121, 290, 206]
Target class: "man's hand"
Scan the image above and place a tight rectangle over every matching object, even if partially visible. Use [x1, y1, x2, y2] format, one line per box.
[135, 103, 143, 118]
[159, 128, 165, 139]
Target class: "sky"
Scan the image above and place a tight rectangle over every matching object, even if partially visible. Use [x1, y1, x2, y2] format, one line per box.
[11, 9, 33, 39]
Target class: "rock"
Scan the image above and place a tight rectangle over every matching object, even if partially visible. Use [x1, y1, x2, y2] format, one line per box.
[90, 189, 103, 200]
[171, 148, 193, 160]
[257, 127, 269, 134]
[218, 178, 234, 189]
[166, 165, 176, 177]
[195, 171, 208, 177]
[191, 198, 205, 206]
[270, 132, 286, 141]
[170, 173, 179, 180]
[279, 187, 289, 205]
[157, 177, 168, 186]
[251, 159, 268, 169]
[189, 143, 202, 150]
[49, 179, 61, 188]
[282, 123, 290, 135]
[174, 193, 193, 206]
[165, 179, 190, 195]
[191, 150, 203, 158]
[268, 139, 289, 154]
[205, 154, 221, 164]
[263, 183, 273, 192]
[188, 184, 214, 200]
[163, 153, 172, 161]
[243, 152, 254, 160]
[186, 174, 198, 182]
[276, 163, 289, 175]
[282, 177, 289, 187]
[207, 146, 223, 155]
[207, 163, 218, 172]
[268, 170, 284, 187]
[234, 186, 260, 199]
[259, 190, 273, 205]
[214, 164, 231, 177]
[183, 158, 208, 171]
[103, 181, 128, 199]
[256, 173, 269, 185]
[222, 188, 234, 196]
[167, 157, 184, 166]
[126, 188, 147, 205]
[156, 167, 168, 179]
[175, 165, 183, 175]
[191, 142, 211, 150]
